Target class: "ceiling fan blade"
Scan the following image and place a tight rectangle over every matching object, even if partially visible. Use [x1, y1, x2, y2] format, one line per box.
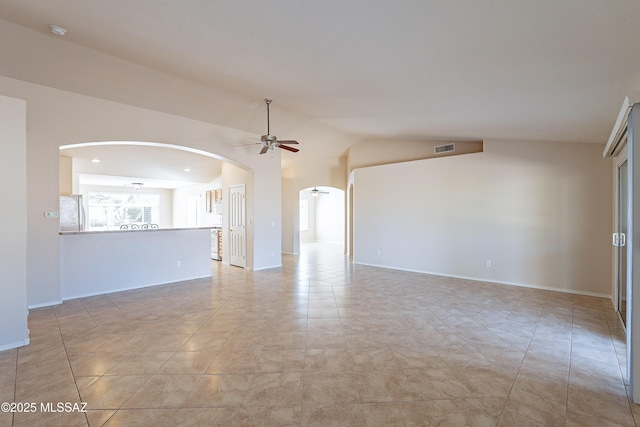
[278, 144, 299, 153]
[260, 145, 269, 154]
[234, 141, 260, 147]
[277, 140, 299, 145]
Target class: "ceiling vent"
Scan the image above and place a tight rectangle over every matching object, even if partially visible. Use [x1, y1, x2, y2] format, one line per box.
[434, 143, 455, 155]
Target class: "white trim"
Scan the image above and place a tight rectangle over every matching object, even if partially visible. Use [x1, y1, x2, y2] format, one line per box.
[61, 276, 211, 301]
[604, 91, 640, 158]
[252, 263, 283, 271]
[354, 261, 611, 299]
[59, 140, 247, 169]
[0, 338, 30, 352]
[629, 102, 640, 402]
[614, 152, 630, 319]
[28, 300, 63, 309]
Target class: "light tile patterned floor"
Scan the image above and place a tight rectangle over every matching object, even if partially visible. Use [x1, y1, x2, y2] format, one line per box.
[0, 243, 636, 426]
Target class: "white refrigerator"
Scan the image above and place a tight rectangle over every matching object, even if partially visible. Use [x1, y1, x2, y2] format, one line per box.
[60, 195, 86, 231]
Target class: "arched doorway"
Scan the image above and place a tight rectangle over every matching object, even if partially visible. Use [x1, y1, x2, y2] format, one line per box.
[299, 186, 345, 254]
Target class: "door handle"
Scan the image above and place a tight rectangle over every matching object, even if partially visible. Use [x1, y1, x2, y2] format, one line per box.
[613, 233, 627, 247]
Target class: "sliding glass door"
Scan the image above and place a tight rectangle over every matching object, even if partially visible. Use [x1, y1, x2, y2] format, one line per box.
[616, 158, 629, 327]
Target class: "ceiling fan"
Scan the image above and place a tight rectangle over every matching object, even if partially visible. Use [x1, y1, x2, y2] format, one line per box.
[256, 99, 300, 155]
[310, 187, 329, 197]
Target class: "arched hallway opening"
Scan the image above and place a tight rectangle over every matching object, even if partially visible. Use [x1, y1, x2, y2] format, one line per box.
[298, 186, 345, 255]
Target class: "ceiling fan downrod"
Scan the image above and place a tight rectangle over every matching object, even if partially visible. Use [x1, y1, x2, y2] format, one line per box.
[265, 99, 272, 135]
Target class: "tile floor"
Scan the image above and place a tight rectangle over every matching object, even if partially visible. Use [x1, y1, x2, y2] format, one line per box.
[0, 243, 637, 426]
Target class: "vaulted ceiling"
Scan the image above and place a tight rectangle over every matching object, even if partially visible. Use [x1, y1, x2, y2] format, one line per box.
[1, 0, 639, 154]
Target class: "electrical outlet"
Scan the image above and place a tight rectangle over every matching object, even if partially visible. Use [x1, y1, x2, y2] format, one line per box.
[176, 261, 182, 268]
[486, 260, 492, 268]
[376, 250, 381, 256]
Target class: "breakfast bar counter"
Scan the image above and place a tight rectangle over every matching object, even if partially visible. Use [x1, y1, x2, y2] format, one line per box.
[60, 227, 213, 300]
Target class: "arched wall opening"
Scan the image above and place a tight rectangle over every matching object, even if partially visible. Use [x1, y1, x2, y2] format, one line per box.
[298, 186, 345, 254]
[58, 140, 248, 228]
[58, 140, 255, 266]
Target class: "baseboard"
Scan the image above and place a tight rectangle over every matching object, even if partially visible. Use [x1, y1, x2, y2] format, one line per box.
[28, 300, 62, 309]
[353, 261, 611, 299]
[0, 337, 30, 352]
[61, 274, 212, 301]
[252, 264, 283, 271]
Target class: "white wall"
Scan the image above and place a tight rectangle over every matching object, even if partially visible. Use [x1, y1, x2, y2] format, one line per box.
[252, 159, 283, 270]
[348, 138, 483, 171]
[281, 154, 355, 257]
[354, 140, 613, 296]
[300, 187, 345, 245]
[61, 228, 211, 299]
[300, 192, 317, 243]
[0, 75, 281, 307]
[221, 159, 283, 270]
[316, 189, 345, 244]
[0, 95, 29, 350]
[172, 177, 223, 228]
[282, 177, 299, 254]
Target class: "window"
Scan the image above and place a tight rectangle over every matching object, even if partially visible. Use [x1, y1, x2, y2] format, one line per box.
[299, 199, 309, 231]
[186, 195, 201, 227]
[88, 192, 160, 230]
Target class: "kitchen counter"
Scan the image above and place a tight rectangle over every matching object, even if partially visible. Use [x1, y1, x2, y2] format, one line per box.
[60, 226, 216, 235]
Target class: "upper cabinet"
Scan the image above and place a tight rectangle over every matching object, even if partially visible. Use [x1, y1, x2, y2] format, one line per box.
[206, 189, 222, 213]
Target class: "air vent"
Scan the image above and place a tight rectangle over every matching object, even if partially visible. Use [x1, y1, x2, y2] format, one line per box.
[434, 143, 455, 154]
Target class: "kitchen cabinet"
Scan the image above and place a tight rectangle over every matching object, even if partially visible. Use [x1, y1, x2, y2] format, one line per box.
[206, 189, 223, 213]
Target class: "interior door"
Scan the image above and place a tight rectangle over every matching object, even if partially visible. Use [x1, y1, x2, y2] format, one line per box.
[616, 158, 629, 327]
[229, 185, 246, 268]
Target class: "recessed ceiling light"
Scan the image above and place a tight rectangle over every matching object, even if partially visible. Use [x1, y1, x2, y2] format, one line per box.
[49, 25, 67, 36]
[184, 168, 191, 172]
[91, 158, 101, 163]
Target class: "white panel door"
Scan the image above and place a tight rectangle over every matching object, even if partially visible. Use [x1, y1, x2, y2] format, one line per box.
[229, 185, 246, 268]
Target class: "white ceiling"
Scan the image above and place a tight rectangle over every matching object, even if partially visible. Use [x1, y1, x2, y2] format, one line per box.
[1, 0, 639, 151]
[60, 143, 223, 189]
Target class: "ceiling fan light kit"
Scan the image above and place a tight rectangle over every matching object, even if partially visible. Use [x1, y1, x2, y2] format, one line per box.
[310, 187, 329, 197]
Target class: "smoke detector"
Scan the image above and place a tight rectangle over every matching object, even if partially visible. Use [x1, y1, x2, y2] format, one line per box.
[49, 25, 67, 36]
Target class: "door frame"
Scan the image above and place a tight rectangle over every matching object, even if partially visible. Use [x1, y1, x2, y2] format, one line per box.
[604, 95, 640, 400]
[615, 151, 629, 330]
